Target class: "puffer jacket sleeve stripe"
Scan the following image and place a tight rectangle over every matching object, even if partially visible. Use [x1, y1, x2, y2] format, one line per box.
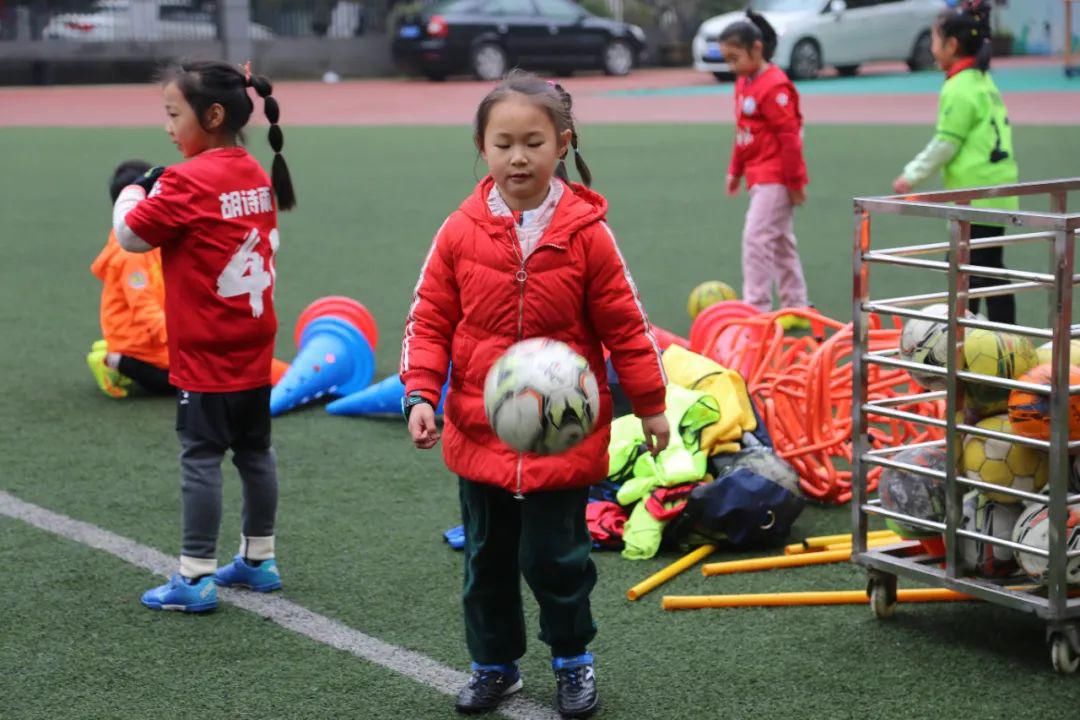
[400, 217, 459, 405]
[588, 222, 667, 418]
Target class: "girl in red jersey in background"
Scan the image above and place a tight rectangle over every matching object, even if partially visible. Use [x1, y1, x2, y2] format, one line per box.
[721, 10, 811, 330]
[112, 61, 295, 613]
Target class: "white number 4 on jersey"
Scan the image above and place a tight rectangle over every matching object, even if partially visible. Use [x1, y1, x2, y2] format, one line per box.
[217, 228, 277, 317]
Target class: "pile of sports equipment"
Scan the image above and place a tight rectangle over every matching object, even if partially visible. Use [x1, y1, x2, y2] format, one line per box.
[587, 345, 806, 560]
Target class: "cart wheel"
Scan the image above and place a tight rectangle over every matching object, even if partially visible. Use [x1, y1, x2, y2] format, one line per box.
[866, 571, 897, 620]
[870, 582, 897, 619]
[1050, 634, 1080, 674]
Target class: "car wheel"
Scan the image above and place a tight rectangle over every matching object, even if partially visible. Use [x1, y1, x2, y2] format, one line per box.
[907, 30, 934, 72]
[471, 43, 508, 81]
[602, 39, 634, 76]
[836, 64, 859, 77]
[789, 39, 822, 80]
[712, 71, 734, 83]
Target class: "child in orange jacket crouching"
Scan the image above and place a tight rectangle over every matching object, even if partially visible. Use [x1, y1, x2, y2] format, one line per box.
[87, 160, 172, 398]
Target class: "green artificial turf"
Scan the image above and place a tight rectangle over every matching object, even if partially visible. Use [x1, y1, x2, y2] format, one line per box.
[1, 124, 1078, 718]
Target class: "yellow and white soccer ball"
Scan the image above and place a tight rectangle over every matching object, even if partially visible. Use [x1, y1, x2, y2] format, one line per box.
[961, 414, 1048, 503]
[1035, 339, 1080, 367]
[483, 338, 600, 455]
[687, 280, 738, 320]
[963, 329, 1039, 415]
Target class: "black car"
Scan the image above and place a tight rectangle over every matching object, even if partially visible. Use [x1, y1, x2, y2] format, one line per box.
[391, 0, 647, 81]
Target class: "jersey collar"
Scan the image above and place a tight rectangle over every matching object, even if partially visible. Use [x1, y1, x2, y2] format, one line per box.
[946, 57, 977, 80]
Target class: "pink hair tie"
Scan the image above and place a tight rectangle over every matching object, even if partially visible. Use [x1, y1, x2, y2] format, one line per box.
[243, 60, 253, 84]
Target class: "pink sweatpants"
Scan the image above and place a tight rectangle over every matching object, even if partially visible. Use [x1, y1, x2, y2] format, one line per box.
[741, 183, 809, 312]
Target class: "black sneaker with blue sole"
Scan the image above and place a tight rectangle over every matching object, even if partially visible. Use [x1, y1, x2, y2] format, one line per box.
[553, 653, 598, 719]
[455, 664, 523, 714]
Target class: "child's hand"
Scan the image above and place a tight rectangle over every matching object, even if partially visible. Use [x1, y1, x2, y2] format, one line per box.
[892, 175, 913, 194]
[726, 174, 740, 196]
[408, 403, 440, 450]
[641, 414, 670, 457]
[788, 186, 807, 206]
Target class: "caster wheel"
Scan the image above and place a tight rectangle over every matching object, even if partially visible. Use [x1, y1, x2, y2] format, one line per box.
[1050, 634, 1080, 674]
[870, 582, 896, 619]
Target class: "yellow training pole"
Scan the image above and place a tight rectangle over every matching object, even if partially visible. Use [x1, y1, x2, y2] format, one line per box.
[784, 530, 898, 555]
[626, 544, 716, 601]
[822, 537, 902, 552]
[662, 588, 976, 610]
[702, 548, 853, 576]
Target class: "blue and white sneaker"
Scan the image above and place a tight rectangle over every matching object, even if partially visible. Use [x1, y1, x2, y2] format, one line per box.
[213, 555, 282, 592]
[140, 574, 218, 613]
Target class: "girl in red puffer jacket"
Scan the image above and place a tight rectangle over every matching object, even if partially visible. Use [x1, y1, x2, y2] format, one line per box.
[400, 70, 669, 719]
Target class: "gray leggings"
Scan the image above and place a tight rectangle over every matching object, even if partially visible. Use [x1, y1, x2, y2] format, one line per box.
[176, 387, 277, 560]
[180, 433, 277, 559]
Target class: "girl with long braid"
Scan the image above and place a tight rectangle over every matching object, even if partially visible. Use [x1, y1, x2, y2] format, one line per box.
[112, 60, 295, 613]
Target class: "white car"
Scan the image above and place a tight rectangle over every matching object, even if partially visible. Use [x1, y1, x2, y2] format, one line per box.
[693, 0, 945, 81]
[43, 0, 274, 41]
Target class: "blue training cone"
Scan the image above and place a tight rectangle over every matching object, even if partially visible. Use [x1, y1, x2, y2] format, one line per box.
[326, 373, 448, 417]
[269, 315, 375, 416]
[325, 374, 404, 417]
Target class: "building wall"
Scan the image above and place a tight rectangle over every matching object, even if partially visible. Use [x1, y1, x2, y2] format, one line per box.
[0, 36, 396, 84]
[997, 0, 1080, 55]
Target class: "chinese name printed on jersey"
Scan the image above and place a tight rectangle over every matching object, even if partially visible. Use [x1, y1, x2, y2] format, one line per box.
[125, 148, 279, 392]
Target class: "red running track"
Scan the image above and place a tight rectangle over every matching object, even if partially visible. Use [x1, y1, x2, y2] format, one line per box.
[2, 61, 1075, 128]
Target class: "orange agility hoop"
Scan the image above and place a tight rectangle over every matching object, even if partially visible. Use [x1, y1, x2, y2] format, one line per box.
[689, 300, 760, 353]
[695, 307, 944, 504]
[294, 295, 379, 350]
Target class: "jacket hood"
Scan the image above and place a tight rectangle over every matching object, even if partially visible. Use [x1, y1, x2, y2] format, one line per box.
[91, 230, 122, 281]
[459, 175, 608, 244]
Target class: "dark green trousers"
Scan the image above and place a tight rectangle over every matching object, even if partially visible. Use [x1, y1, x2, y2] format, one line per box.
[459, 477, 598, 664]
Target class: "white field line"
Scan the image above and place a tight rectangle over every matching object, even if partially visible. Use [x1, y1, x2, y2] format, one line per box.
[0, 490, 559, 720]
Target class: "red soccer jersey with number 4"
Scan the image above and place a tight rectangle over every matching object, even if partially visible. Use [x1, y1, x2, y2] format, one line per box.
[125, 147, 278, 393]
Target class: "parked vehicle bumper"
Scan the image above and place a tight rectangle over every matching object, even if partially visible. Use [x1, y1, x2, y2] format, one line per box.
[391, 38, 456, 74]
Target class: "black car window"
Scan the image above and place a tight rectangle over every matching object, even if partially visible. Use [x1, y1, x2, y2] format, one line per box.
[482, 0, 538, 16]
[534, 0, 584, 20]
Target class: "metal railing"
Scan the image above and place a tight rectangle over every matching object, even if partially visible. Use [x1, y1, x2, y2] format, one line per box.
[850, 178, 1080, 670]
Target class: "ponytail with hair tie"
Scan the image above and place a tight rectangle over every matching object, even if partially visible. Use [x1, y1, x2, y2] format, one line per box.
[248, 70, 296, 210]
[938, 0, 993, 72]
[717, 10, 779, 64]
[551, 82, 592, 188]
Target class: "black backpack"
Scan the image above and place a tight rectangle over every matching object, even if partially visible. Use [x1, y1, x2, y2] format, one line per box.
[666, 447, 805, 548]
